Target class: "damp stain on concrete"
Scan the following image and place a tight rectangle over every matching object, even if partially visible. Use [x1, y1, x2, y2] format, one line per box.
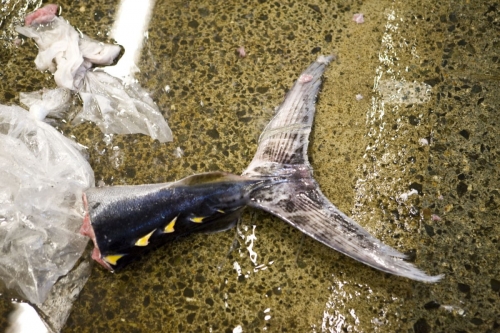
[0, 0, 499, 332]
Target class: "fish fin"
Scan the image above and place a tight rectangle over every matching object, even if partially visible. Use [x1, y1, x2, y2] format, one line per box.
[190, 216, 205, 223]
[195, 207, 244, 234]
[249, 180, 443, 283]
[244, 55, 334, 175]
[163, 216, 177, 233]
[135, 229, 156, 246]
[176, 172, 253, 186]
[103, 254, 126, 266]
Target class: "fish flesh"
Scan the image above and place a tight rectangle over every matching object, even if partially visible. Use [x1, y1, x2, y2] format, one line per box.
[81, 55, 443, 282]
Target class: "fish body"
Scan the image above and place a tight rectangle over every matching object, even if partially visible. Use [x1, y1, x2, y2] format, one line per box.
[81, 56, 442, 282]
[82, 172, 263, 270]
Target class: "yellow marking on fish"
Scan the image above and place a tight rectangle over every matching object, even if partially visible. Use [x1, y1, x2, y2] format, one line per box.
[190, 216, 205, 223]
[103, 254, 125, 266]
[135, 229, 156, 246]
[164, 216, 177, 233]
[217, 209, 225, 213]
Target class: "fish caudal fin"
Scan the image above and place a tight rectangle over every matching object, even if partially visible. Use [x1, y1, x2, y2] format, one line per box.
[244, 55, 442, 282]
[244, 55, 334, 176]
[248, 181, 443, 283]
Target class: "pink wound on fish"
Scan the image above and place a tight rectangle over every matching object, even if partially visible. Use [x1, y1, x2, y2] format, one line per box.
[25, 4, 59, 26]
[80, 193, 112, 271]
[299, 74, 313, 83]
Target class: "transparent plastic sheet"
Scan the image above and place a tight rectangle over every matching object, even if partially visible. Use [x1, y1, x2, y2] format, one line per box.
[19, 87, 72, 121]
[0, 104, 94, 305]
[16, 13, 173, 142]
[37, 260, 92, 332]
[75, 71, 173, 142]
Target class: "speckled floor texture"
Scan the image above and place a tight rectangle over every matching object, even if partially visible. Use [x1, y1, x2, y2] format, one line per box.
[1, 0, 499, 332]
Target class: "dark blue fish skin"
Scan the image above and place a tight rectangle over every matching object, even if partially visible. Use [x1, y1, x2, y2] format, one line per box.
[84, 172, 263, 270]
[83, 56, 442, 282]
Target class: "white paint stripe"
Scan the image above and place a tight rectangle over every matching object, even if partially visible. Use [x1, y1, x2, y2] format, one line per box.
[104, 0, 156, 82]
[7, 303, 48, 333]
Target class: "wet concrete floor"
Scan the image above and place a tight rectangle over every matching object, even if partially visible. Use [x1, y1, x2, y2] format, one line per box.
[0, 0, 499, 332]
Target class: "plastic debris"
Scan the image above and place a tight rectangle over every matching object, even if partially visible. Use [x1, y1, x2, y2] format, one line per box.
[237, 46, 246, 57]
[431, 214, 442, 221]
[419, 138, 429, 146]
[353, 13, 365, 24]
[15, 16, 118, 91]
[399, 188, 418, 202]
[0, 103, 94, 305]
[174, 146, 184, 158]
[74, 71, 173, 142]
[19, 88, 72, 121]
[16, 5, 173, 142]
[37, 260, 92, 332]
[355, 94, 363, 101]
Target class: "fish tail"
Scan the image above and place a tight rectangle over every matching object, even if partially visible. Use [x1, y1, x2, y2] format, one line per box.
[247, 175, 443, 283]
[242, 55, 442, 282]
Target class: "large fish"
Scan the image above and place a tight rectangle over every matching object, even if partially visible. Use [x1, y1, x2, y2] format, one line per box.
[80, 55, 443, 282]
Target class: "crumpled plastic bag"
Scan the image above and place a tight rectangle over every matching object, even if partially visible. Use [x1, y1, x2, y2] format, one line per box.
[15, 16, 121, 91]
[19, 87, 72, 121]
[16, 10, 173, 142]
[74, 71, 173, 141]
[0, 104, 94, 305]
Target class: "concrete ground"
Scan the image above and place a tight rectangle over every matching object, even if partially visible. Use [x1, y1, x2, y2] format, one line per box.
[0, 0, 498, 332]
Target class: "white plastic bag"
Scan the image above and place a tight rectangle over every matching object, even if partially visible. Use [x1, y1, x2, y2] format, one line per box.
[16, 17, 84, 91]
[16, 17, 121, 91]
[0, 104, 94, 305]
[16, 12, 173, 142]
